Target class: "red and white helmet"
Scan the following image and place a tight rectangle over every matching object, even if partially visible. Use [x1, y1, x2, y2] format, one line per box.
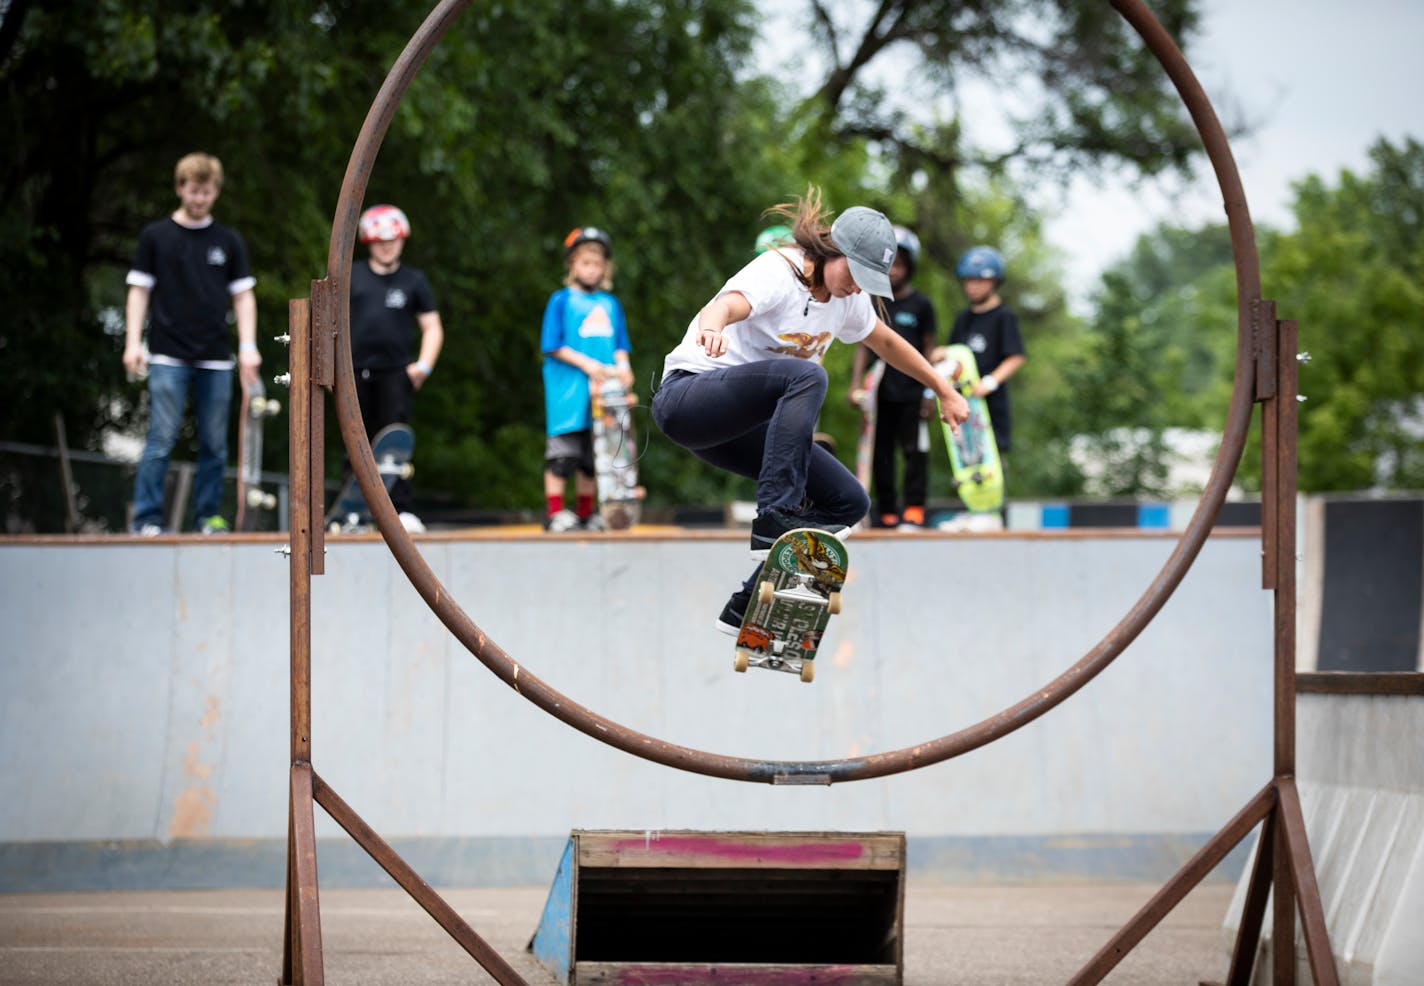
[359, 205, 411, 243]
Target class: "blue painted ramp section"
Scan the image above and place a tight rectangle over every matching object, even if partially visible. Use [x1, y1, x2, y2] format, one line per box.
[528, 836, 575, 984]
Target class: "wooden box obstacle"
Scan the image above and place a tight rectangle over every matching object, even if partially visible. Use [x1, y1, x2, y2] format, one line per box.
[529, 830, 906, 985]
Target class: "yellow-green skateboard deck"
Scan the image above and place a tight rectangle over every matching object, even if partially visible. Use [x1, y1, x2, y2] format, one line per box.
[937, 344, 1004, 514]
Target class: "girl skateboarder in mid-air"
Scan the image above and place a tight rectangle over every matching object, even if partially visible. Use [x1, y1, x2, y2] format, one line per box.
[650, 186, 969, 634]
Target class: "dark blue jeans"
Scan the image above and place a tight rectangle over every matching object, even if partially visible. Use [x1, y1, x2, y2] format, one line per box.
[652, 361, 869, 526]
[132, 362, 232, 528]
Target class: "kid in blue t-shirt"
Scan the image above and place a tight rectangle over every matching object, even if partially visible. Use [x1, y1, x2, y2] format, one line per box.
[540, 227, 632, 531]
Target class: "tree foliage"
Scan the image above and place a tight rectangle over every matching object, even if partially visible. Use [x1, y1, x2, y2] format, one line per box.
[1258, 138, 1424, 491]
[1064, 224, 1237, 495]
[1055, 137, 1424, 497]
[4, 0, 1265, 524]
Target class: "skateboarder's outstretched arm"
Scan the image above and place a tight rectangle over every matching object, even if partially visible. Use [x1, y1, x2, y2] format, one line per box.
[863, 321, 969, 432]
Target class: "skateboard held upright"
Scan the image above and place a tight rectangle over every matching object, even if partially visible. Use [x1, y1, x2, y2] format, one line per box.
[734, 528, 848, 684]
[852, 361, 885, 492]
[235, 374, 281, 531]
[936, 344, 1004, 516]
[325, 423, 415, 533]
[591, 377, 642, 530]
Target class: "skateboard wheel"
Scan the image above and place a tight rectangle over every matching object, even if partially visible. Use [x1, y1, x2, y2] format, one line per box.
[399, 464, 415, 479]
[757, 580, 775, 607]
[799, 661, 815, 683]
[827, 590, 842, 615]
[733, 651, 749, 673]
[264, 399, 282, 416]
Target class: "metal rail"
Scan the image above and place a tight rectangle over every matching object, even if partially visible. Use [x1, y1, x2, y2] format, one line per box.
[280, 1, 1338, 982]
[315, 0, 1257, 787]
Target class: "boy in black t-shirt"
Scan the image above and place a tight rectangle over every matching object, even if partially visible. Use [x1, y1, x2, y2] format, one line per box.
[343, 204, 444, 531]
[937, 246, 1026, 456]
[849, 226, 938, 528]
[123, 152, 259, 535]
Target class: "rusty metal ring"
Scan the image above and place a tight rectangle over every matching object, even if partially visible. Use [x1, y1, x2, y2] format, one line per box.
[324, 0, 1262, 784]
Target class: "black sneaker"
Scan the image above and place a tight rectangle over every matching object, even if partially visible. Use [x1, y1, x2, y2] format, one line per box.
[749, 508, 851, 558]
[716, 586, 752, 636]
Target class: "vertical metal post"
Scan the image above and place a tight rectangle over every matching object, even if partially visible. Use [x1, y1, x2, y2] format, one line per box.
[282, 295, 324, 985]
[1270, 318, 1300, 984]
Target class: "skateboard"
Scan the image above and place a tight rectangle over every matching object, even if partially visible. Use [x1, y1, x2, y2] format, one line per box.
[734, 528, 848, 684]
[852, 361, 885, 491]
[325, 423, 415, 533]
[591, 377, 642, 530]
[235, 374, 281, 531]
[936, 344, 1004, 514]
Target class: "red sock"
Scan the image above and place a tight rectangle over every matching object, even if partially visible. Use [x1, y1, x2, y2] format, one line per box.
[576, 493, 594, 519]
[546, 494, 564, 517]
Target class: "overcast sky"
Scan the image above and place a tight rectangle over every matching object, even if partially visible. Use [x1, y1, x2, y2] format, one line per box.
[1042, 0, 1424, 310]
[756, 0, 1424, 314]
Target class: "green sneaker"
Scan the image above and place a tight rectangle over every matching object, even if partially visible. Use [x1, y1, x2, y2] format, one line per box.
[199, 516, 230, 535]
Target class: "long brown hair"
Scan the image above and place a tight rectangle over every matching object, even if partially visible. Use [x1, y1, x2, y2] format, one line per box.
[764, 185, 887, 320]
[763, 185, 841, 292]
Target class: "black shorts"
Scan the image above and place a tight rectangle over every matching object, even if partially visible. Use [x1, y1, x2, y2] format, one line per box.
[545, 429, 595, 478]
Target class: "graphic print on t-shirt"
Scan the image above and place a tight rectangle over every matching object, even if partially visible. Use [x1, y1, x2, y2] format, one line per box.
[768, 331, 832, 360]
[579, 305, 614, 339]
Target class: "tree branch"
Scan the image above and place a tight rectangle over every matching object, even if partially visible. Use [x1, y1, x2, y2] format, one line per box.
[0, 0, 34, 74]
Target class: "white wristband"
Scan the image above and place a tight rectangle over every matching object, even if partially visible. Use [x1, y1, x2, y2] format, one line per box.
[982, 374, 999, 392]
[414, 360, 433, 375]
[239, 341, 258, 353]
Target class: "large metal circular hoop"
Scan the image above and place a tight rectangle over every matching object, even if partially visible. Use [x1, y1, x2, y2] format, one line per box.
[325, 0, 1263, 784]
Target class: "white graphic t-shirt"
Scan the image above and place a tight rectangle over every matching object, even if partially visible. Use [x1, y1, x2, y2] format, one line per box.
[662, 248, 877, 375]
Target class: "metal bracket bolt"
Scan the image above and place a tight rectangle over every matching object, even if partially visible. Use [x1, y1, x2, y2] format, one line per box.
[274, 373, 292, 388]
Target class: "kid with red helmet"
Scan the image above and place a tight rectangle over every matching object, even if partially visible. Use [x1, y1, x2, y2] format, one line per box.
[344, 204, 444, 531]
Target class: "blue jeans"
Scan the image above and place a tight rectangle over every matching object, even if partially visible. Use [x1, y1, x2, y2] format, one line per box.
[652, 362, 869, 525]
[132, 363, 232, 528]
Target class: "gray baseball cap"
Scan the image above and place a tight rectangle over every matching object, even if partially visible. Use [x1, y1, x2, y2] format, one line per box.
[830, 206, 896, 298]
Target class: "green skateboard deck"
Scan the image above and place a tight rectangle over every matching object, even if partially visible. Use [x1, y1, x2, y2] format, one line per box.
[734, 528, 848, 684]
[937, 343, 1004, 514]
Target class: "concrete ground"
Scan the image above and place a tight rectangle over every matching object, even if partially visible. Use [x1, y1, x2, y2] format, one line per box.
[0, 881, 1235, 985]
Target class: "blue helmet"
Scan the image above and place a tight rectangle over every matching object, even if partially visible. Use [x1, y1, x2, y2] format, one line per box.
[892, 225, 920, 275]
[956, 245, 1005, 282]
